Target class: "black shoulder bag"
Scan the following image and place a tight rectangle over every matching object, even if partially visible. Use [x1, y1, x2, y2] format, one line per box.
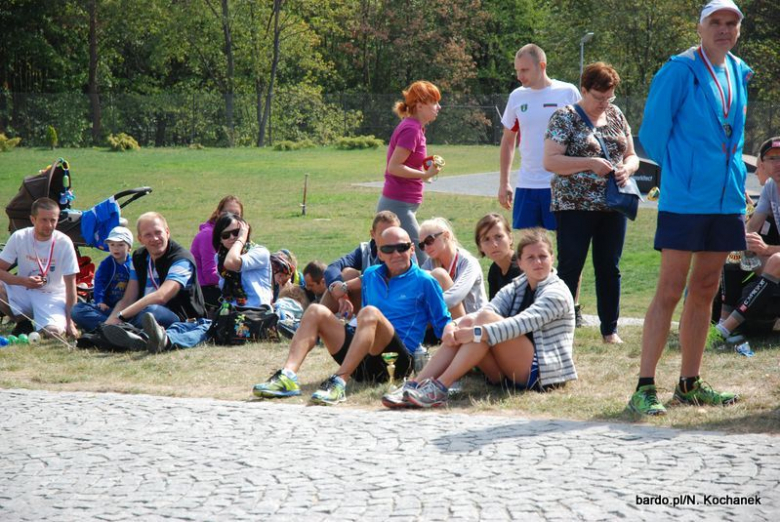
[573, 104, 642, 221]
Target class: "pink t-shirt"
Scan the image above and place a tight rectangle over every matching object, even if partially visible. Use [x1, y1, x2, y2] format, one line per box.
[382, 117, 427, 204]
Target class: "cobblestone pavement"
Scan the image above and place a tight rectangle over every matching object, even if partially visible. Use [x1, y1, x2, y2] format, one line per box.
[1, 389, 777, 521]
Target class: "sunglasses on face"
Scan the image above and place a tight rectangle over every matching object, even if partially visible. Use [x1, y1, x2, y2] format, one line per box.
[379, 242, 413, 254]
[221, 228, 240, 240]
[418, 231, 444, 250]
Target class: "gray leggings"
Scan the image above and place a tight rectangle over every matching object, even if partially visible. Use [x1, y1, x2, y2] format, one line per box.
[377, 195, 428, 265]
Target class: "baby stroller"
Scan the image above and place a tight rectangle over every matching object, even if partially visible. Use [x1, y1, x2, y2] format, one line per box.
[4, 158, 152, 299]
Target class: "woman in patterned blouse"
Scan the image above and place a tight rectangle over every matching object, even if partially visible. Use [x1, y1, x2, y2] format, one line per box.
[542, 62, 639, 344]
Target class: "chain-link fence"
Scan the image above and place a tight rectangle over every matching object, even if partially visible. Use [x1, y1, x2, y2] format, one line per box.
[1, 91, 777, 154]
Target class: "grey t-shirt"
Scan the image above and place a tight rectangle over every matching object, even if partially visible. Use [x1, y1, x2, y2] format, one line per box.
[756, 179, 780, 232]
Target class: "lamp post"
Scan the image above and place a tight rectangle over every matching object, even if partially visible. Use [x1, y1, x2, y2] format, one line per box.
[579, 32, 595, 84]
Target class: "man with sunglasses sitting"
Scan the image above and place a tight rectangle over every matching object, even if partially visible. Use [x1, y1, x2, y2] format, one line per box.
[252, 226, 453, 405]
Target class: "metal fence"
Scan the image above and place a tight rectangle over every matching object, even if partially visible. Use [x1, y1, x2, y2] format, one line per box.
[1, 91, 778, 154]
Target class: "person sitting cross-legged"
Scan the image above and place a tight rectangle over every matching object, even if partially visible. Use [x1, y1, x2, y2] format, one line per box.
[383, 228, 576, 409]
[252, 226, 453, 405]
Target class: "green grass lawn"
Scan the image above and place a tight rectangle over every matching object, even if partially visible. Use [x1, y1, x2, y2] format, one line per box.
[1, 146, 778, 433]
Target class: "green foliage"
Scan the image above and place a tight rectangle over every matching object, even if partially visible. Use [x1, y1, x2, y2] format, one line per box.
[0, 133, 22, 152]
[334, 135, 383, 150]
[45, 125, 58, 149]
[107, 133, 140, 152]
[273, 139, 316, 151]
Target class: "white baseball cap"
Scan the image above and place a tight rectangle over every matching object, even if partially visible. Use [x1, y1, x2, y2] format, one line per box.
[700, 0, 744, 24]
[106, 226, 134, 247]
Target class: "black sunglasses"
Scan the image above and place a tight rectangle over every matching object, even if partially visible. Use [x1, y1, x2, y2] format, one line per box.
[221, 228, 240, 240]
[418, 231, 444, 250]
[379, 242, 413, 254]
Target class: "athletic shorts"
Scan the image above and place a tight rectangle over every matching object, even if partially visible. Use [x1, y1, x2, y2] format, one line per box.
[3, 283, 67, 331]
[654, 212, 746, 252]
[330, 325, 413, 383]
[513, 188, 556, 230]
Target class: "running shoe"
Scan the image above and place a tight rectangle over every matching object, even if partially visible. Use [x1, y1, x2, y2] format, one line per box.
[406, 378, 448, 408]
[141, 313, 168, 353]
[252, 369, 301, 398]
[101, 324, 147, 351]
[704, 324, 728, 351]
[381, 381, 419, 409]
[628, 385, 667, 416]
[673, 378, 738, 406]
[310, 375, 346, 405]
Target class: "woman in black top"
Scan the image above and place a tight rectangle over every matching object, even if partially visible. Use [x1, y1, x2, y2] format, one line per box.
[475, 213, 521, 299]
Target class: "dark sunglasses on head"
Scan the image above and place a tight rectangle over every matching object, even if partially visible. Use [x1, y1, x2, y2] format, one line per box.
[379, 242, 413, 254]
[418, 231, 444, 250]
[221, 228, 240, 240]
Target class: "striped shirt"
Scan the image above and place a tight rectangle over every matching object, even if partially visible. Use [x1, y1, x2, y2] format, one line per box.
[482, 270, 577, 386]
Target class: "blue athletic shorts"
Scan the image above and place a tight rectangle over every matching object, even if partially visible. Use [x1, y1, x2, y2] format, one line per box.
[654, 211, 746, 252]
[513, 188, 556, 230]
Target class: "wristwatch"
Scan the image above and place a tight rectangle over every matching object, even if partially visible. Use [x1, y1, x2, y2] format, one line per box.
[473, 326, 483, 343]
[117, 311, 126, 322]
[330, 281, 348, 295]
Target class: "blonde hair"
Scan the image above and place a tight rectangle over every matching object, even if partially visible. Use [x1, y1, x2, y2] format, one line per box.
[136, 212, 168, 233]
[393, 81, 441, 118]
[419, 217, 460, 248]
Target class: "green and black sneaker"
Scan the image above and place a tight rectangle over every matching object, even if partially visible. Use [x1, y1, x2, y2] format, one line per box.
[673, 378, 738, 407]
[628, 385, 667, 416]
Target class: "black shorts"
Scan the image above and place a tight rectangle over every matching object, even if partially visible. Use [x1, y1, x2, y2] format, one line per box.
[330, 325, 413, 383]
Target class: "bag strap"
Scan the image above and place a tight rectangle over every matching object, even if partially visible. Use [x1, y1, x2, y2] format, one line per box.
[573, 103, 613, 164]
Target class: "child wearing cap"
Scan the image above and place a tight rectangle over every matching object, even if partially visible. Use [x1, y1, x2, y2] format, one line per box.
[71, 226, 134, 332]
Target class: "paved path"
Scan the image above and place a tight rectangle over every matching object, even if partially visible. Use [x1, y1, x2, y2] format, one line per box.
[2, 389, 777, 521]
[357, 170, 763, 207]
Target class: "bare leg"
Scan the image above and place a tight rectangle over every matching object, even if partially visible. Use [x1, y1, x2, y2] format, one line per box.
[639, 250, 691, 378]
[320, 268, 363, 314]
[430, 267, 466, 319]
[0, 282, 16, 319]
[679, 251, 728, 377]
[283, 304, 345, 373]
[335, 305, 396, 383]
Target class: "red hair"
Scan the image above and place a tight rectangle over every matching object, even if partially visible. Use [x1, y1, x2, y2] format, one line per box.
[393, 81, 441, 118]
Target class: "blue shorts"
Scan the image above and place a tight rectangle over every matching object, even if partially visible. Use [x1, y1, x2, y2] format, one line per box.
[513, 188, 556, 230]
[504, 346, 540, 391]
[654, 212, 746, 252]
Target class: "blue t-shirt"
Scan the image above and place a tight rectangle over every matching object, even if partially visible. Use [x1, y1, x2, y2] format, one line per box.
[94, 255, 131, 308]
[130, 256, 194, 296]
[215, 245, 273, 308]
[361, 263, 451, 354]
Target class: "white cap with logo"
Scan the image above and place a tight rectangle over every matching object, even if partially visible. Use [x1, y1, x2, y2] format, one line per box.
[700, 0, 744, 24]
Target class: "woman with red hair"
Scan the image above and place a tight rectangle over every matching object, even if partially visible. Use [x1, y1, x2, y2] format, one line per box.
[377, 80, 442, 263]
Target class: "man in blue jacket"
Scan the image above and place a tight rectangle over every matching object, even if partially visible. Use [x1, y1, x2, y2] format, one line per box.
[630, 0, 752, 416]
[252, 226, 453, 405]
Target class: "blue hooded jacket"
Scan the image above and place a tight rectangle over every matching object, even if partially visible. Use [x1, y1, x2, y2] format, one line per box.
[639, 47, 753, 214]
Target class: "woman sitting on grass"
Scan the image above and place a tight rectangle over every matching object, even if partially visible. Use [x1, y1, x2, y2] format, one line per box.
[419, 217, 487, 319]
[388, 228, 576, 409]
[475, 213, 522, 299]
[213, 213, 273, 308]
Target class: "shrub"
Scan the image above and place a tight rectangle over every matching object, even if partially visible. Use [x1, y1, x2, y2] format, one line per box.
[272, 139, 316, 151]
[45, 125, 58, 149]
[334, 135, 383, 150]
[0, 133, 22, 152]
[107, 132, 140, 152]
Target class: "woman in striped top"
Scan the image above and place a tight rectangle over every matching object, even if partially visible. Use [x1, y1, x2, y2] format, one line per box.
[398, 228, 576, 409]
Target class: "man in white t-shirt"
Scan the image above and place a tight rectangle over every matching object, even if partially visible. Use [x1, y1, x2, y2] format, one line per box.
[0, 197, 79, 337]
[499, 44, 581, 230]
